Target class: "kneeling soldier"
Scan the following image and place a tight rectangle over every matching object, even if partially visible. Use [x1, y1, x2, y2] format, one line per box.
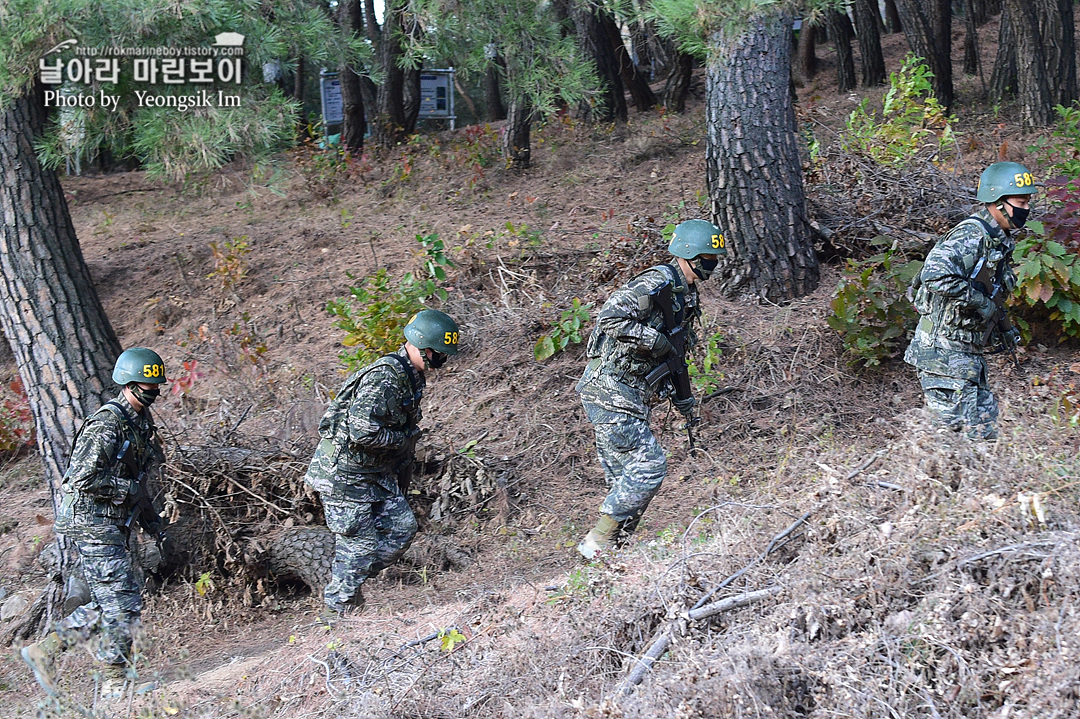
[305, 310, 460, 621]
[22, 348, 170, 698]
[577, 220, 725, 558]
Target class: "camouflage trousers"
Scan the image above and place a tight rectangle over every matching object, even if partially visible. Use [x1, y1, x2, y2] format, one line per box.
[582, 401, 667, 523]
[55, 535, 141, 666]
[320, 488, 418, 610]
[918, 366, 999, 440]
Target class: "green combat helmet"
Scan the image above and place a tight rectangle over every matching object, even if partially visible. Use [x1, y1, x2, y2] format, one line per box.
[668, 219, 727, 281]
[404, 309, 461, 355]
[112, 347, 167, 385]
[976, 161, 1039, 203]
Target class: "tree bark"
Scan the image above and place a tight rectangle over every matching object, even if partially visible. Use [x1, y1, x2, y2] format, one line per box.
[570, 0, 627, 122]
[372, 0, 406, 146]
[826, 9, 857, 93]
[483, 54, 507, 121]
[794, 22, 818, 84]
[661, 52, 693, 113]
[0, 82, 122, 629]
[706, 14, 819, 302]
[1005, 0, 1055, 126]
[854, 0, 887, 86]
[1037, 0, 1077, 107]
[893, 0, 954, 109]
[503, 99, 532, 170]
[403, 66, 421, 135]
[962, 0, 979, 76]
[600, 9, 656, 112]
[294, 55, 305, 103]
[337, 0, 366, 150]
[990, 1, 1017, 100]
[884, 0, 903, 32]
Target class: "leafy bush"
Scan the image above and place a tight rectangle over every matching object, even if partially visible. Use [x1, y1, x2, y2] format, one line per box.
[0, 379, 33, 456]
[1028, 103, 1080, 180]
[328, 269, 433, 370]
[1010, 177, 1080, 339]
[827, 237, 923, 367]
[207, 236, 251, 291]
[534, 298, 592, 361]
[843, 54, 954, 166]
[688, 329, 725, 393]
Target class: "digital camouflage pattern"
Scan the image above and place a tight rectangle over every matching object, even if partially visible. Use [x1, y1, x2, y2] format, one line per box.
[304, 347, 424, 609]
[52, 392, 163, 666]
[905, 208, 1015, 439]
[577, 263, 698, 521]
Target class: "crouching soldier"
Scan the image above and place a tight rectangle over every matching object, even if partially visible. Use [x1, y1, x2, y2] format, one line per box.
[22, 348, 170, 699]
[305, 310, 461, 622]
[576, 220, 725, 558]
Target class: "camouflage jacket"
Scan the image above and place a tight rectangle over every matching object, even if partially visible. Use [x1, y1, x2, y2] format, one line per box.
[54, 392, 163, 537]
[906, 207, 1016, 357]
[304, 347, 425, 496]
[576, 262, 699, 419]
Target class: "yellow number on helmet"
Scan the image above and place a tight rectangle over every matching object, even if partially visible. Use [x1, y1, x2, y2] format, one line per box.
[143, 364, 151, 376]
[444, 331, 458, 344]
[1014, 173, 1024, 186]
[1024, 172, 1033, 186]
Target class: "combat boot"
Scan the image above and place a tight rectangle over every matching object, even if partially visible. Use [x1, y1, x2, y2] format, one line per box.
[577, 514, 620, 559]
[99, 663, 128, 700]
[20, 632, 62, 697]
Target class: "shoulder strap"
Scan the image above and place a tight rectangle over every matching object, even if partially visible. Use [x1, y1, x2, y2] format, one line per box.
[385, 353, 420, 406]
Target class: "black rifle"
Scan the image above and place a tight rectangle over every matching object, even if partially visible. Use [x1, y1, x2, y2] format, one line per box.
[972, 257, 1021, 369]
[117, 441, 163, 536]
[396, 427, 420, 495]
[644, 281, 699, 453]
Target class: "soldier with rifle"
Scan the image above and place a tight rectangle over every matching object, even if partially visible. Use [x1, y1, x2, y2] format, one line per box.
[303, 309, 461, 623]
[905, 161, 1036, 440]
[21, 348, 172, 699]
[576, 219, 725, 558]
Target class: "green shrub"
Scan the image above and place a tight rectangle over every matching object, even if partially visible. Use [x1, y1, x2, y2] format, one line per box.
[827, 237, 923, 367]
[1010, 177, 1080, 339]
[688, 329, 725, 393]
[843, 54, 954, 166]
[534, 298, 592, 361]
[327, 269, 432, 370]
[1028, 103, 1080, 180]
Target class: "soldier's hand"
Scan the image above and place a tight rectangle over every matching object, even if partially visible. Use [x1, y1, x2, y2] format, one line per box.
[1005, 326, 1021, 348]
[973, 293, 997, 322]
[673, 395, 696, 418]
[650, 333, 674, 358]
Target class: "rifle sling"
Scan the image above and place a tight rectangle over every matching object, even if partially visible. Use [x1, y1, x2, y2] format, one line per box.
[386, 352, 421, 407]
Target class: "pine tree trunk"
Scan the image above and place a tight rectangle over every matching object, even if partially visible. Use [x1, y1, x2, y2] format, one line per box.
[0, 83, 122, 630]
[570, 0, 627, 122]
[962, 0, 979, 76]
[631, 21, 653, 78]
[372, 0, 406, 147]
[706, 14, 819, 302]
[1037, 0, 1077, 106]
[403, 66, 420, 135]
[972, 0, 991, 25]
[294, 55, 305, 103]
[503, 99, 532, 170]
[893, 0, 954, 109]
[600, 9, 657, 112]
[661, 52, 693, 113]
[990, 1, 1017, 100]
[884, 0, 903, 32]
[855, 0, 887, 86]
[483, 55, 507, 121]
[338, 0, 366, 150]
[795, 22, 818, 84]
[827, 9, 857, 93]
[1005, 0, 1055, 126]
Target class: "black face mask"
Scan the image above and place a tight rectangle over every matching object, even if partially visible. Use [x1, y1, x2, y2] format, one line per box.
[1003, 200, 1030, 230]
[693, 257, 719, 281]
[427, 351, 448, 369]
[129, 384, 160, 407]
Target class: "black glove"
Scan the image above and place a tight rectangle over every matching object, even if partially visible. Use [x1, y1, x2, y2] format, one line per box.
[1004, 326, 1021, 348]
[673, 396, 696, 418]
[972, 292, 997, 322]
[156, 529, 180, 565]
[650, 332, 674, 358]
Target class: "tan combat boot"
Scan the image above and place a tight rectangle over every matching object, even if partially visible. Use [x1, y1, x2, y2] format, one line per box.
[577, 514, 620, 559]
[21, 632, 62, 697]
[99, 663, 128, 700]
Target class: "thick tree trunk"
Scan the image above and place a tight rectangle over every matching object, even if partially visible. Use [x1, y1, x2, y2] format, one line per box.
[795, 22, 818, 84]
[661, 52, 693, 113]
[337, 0, 366, 150]
[0, 83, 122, 630]
[990, 1, 1017, 100]
[827, 9, 857, 93]
[483, 55, 507, 121]
[1006, 0, 1055, 126]
[854, 0, 887, 86]
[962, 0, 979, 76]
[403, 66, 421, 135]
[600, 9, 657, 112]
[971, 0, 991, 25]
[1037, 0, 1077, 107]
[630, 21, 652, 78]
[893, 0, 954, 109]
[706, 15, 819, 302]
[884, 0, 903, 32]
[503, 99, 532, 170]
[570, 0, 627, 122]
[372, 0, 406, 147]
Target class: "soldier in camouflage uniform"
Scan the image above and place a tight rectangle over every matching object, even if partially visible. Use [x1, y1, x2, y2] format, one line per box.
[305, 309, 461, 620]
[21, 348, 170, 698]
[577, 220, 726, 558]
[905, 161, 1037, 440]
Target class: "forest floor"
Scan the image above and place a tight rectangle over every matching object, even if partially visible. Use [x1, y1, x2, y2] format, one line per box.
[1, 15, 1080, 719]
